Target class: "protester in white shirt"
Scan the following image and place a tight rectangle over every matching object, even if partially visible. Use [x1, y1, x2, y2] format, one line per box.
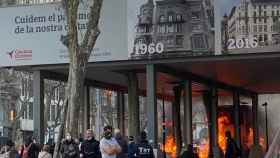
[100, 125, 122, 158]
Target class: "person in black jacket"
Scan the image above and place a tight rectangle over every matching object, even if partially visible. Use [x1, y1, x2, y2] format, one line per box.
[225, 131, 241, 158]
[61, 133, 79, 158]
[128, 136, 137, 158]
[80, 129, 101, 158]
[135, 131, 154, 158]
[180, 144, 198, 158]
[115, 129, 128, 158]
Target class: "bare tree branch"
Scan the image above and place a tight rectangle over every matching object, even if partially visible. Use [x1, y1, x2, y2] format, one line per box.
[81, 0, 103, 57]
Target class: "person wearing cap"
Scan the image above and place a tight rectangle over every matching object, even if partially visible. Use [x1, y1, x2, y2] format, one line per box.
[80, 129, 101, 158]
[100, 125, 122, 158]
[135, 131, 154, 158]
[128, 136, 137, 158]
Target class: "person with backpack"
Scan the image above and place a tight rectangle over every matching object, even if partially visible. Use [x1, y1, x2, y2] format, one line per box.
[80, 129, 101, 158]
[61, 133, 79, 158]
[20, 137, 40, 158]
[135, 131, 154, 158]
[225, 131, 241, 158]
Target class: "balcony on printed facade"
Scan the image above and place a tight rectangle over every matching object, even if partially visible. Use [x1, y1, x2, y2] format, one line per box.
[158, 14, 185, 24]
[137, 0, 154, 25]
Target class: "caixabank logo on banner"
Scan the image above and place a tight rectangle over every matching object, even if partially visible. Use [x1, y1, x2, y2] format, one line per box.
[6, 49, 32, 61]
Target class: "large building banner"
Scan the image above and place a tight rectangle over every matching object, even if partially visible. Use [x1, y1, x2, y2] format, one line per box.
[0, 0, 127, 67]
[1, 0, 280, 67]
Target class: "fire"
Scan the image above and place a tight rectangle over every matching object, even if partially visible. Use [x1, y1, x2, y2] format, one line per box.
[247, 128, 266, 150]
[161, 134, 177, 158]
[246, 128, 254, 147]
[198, 138, 209, 158]
[218, 114, 234, 153]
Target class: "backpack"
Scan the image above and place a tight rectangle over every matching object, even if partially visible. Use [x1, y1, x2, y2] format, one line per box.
[22, 144, 32, 158]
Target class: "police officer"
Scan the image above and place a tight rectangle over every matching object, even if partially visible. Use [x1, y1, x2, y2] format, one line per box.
[135, 131, 154, 158]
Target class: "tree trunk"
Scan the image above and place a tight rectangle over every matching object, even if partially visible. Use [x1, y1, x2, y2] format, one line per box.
[53, 99, 69, 158]
[127, 72, 140, 138]
[79, 91, 85, 135]
[44, 93, 51, 136]
[68, 62, 86, 138]
[53, 71, 72, 158]
[172, 86, 182, 157]
[53, 0, 103, 156]
[11, 101, 27, 143]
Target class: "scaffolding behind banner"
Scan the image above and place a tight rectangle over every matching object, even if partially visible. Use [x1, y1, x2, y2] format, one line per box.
[264, 128, 280, 158]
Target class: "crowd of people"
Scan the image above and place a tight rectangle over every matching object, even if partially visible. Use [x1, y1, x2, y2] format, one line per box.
[0, 125, 155, 158]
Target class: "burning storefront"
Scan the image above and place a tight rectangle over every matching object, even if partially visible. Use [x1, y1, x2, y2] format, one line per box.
[159, 95, 264, 158]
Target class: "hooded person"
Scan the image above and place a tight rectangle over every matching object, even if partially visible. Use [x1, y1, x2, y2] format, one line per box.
[61, 133, 79, 158]
[80, 129, 101, 158]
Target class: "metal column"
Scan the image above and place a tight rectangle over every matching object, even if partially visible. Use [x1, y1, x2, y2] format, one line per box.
[127, 71, 140, 137]
[117, 92, 125, 136]
[183, 80, 192, 146]
[146, 64, 158, 148]
[95, 89, 102, 140]
[210, 88, 221, 158]
[233, 92, 241, 147]
[33, 70, 44, 144]
[210, 88, 218, 147]
[252, 94, 259, 145]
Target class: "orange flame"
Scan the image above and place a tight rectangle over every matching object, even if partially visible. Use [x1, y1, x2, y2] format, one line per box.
[198, 138, 209, 158]
[161, 134, 177, 158]
[246, 128, 254, 148]
[218, 114, 234, 153]
[247, 128, 266, 150]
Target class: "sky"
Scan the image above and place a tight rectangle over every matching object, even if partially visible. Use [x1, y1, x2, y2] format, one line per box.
[219, 0, 241, 16]
[127, 0, 144, 54]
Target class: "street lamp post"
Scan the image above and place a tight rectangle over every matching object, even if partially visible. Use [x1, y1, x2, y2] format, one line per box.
[162, 87, 166, 158]
[262, 102, 269, 152]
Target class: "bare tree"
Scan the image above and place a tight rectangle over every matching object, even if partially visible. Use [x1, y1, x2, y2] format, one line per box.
[53, 0, 104, 157]
[44, 80, 65, 142]
[0, 69, 33, 144]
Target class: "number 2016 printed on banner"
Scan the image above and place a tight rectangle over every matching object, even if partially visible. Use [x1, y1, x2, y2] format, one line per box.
[228, 38, 258, 49]
[134, 43, 164, 55]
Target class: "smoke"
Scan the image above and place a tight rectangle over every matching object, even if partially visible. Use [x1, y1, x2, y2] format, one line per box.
[258, 94, 280, 144]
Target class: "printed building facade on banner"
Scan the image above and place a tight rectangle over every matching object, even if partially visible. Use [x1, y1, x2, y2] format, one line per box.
[131, 0, 215, 59]
[221, 0, 280, 53]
